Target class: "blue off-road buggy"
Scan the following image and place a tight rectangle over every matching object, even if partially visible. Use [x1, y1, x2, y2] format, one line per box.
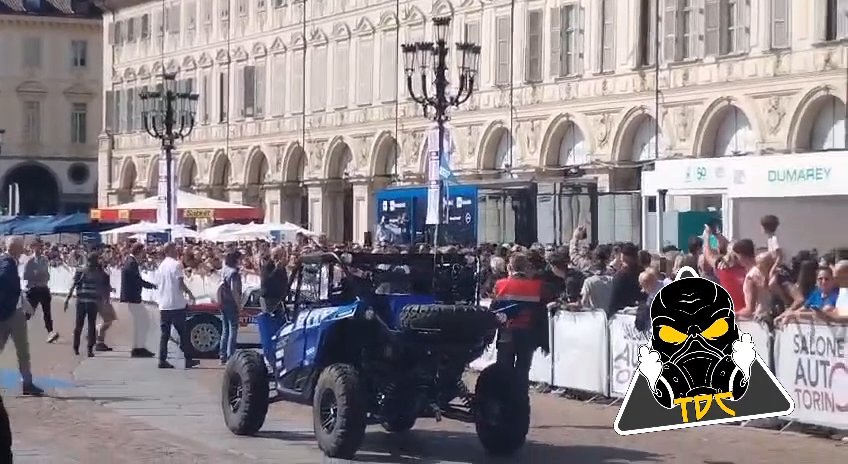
[220, 252, 530, 459]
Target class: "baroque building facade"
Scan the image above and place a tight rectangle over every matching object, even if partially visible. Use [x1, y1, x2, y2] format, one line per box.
[0, 0, 103, 214]
[100, 0, 847, 243]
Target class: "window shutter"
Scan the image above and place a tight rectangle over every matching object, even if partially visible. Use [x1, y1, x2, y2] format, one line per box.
[127, 88, 136, 131]
[718, 0, 731, 54]
[219, 70, 229, 122]
[704, 0, 720, 55]
[201, 74, 210, 123]
[141, 14, 149, 39]
[576, 7, 585, 74]
[104, 90, 114, 132]
[601, 0, 615, 72]
[235, 65, 245, 117]
[292, 50, 304, 113]
[550, 8, 561, 78]
[333, 42, 348, 107]
[838, 0, 848, 38]
[380, 31, 397, 101]
[271, 54, 286, 115]
[255, 62, 266, 116]
[495, 15, 510, 85]
[736, 0, 751, 52]
[116, 90, 125, 133]
[311, 46, 327, 111]
[244, 66, 256, 117]
[770, 0, 788, 48]
[662, 0, 678, 62]
[107, 22, 115, 45]
[357, 38, 373, 104]
[464, 21, 480, 88]
[525, 10, 543, 82]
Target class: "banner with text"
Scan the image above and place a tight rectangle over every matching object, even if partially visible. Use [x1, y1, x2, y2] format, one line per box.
[608, 314, 651, 398]
[775, 322, 848, 429]
[157, 153, 178, 225]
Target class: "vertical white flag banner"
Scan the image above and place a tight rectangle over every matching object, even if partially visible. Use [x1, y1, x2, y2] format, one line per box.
[157, 152, 178, 225]
[424, 125, 454, 225]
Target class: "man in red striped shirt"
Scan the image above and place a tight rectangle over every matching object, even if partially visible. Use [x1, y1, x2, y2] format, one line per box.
[491, 253, 546, 391]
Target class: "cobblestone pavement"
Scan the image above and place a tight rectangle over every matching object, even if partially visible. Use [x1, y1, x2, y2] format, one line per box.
[3, 301, 848, 463]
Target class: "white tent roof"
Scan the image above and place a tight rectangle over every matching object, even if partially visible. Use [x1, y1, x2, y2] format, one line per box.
[101, 190, 255, 211]
[100, 221, 199, 238]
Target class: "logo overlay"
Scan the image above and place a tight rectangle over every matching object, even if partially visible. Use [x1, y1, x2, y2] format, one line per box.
[613, 267, 794, 435]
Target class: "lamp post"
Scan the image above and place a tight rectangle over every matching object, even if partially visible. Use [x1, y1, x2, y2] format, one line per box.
[139, 72, 199, 225]
[402, 16, 480, 247]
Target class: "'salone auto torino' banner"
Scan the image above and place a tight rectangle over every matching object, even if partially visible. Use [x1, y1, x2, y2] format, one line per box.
[776, 323, 848, 429]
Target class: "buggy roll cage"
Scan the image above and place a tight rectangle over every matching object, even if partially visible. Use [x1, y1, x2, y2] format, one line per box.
[294, 252, 482, 306]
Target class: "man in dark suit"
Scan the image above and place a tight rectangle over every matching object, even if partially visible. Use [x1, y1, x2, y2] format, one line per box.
[121, 242, 157, 358]
[0, 237, 43, 395]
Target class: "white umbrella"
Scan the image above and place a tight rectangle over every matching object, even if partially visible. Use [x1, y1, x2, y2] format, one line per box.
[199, 223, 246, 241]
[100, 221, 162, 236]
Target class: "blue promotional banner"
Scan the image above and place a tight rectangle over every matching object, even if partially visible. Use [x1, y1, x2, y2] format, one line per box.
[146, 231, 170, 245]
[377, 197, 412, 245]
[80, 232, 101, 248]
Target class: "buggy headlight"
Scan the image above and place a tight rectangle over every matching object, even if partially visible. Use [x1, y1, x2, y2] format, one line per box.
[364, 309, 376, 320]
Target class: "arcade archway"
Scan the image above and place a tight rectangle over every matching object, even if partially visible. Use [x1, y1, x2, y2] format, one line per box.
[2, 163, 60, 215]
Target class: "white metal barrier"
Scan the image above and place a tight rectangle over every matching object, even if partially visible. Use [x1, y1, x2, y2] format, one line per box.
[774, 320, 848, 430]
[550, 310, 609, 395]
[608, 313, 649, 398]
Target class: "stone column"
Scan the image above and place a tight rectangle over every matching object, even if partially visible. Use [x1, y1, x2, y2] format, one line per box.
[280, 183, 306, 226]
[305, 181, 325, 234]
[351, 181, 372, 245]
[321, 180, 346, 243]
[132, 188, 149, 201]
[263, 186, 283, 223]
[225, 187, 244, 205]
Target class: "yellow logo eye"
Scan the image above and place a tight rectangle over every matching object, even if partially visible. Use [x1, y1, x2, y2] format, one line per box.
[701, 318, 729, 340]
[658, 325, 688, 344]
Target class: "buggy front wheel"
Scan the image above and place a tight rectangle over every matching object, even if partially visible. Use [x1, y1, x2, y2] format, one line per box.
[221, 350, 269, 436]
[313, 364, 367, 459]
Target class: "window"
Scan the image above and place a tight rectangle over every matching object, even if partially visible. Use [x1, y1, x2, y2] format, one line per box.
[114, 90, 123, 133]
[141, 14, 150, 39]
[71, 40, 87, 68]
[201, 73, 210, 123]
[238, 0, 248, 16]
[242, 65, 256, 117]
[333, 41, 349, 107]
[292, 49, 304, 113]
[525, 10, 543, 82]
[114, 20, 124, 44]
[71, 103, 87, 144]
[380, 31, 398, 101]
[463, 21, 480, 89]
[126, 87, 136, 132]
[104, 90, 114, 133]
[495, 15, 511, 85]
[769, 0, 789, 48]
[824, 0, 848, 41]
[706, 0, 749, 56]
[22, 37, 42, 68]
[274, 0, 285, 7]
[220, 0, 230, 19]
[271, 53, 286, 115]
[218, 70, 229, 122]
[167, 4, 181, 34]
[551, 5, 581, 78]
[664, 0, 695, 62]
[599, 0, 615, 72]
[127, 17, 136, 42]
[638, 0, 657, 66]
[23, 101, 41, 144]
[356, 38, 373, 105]
[311, 47, 327, 111]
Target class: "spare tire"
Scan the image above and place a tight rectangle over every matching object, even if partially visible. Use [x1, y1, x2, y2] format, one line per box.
[398, 304, 496, 341]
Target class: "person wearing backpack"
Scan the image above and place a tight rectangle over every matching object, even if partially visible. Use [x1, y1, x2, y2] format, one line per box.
[63, 252, 110, 358]
[218, 251, 243, 364]
[0, 237, 43, 396]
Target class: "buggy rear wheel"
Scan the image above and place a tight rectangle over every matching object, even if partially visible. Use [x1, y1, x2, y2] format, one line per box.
[313, 364, 367, 459]
[473, 364, 530, 455]
[221, 350, 269, 436]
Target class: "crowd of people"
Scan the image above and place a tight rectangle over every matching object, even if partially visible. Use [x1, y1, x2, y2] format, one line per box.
[0, 215, 846, 390]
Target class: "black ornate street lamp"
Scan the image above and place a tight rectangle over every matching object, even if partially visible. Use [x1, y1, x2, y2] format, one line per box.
[139, 72, 199, 225]
[402, 16, 480, 246]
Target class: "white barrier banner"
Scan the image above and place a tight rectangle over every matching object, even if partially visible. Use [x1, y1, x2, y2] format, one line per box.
[775, 321, 848, 429]
[608, 314, 650, 398]
[738, 319, 773, 370]
[551, 310, 609, 395]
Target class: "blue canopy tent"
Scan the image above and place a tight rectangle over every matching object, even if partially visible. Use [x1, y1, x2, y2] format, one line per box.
[10, 216, 57, 235]
[50, 213, 96, 233]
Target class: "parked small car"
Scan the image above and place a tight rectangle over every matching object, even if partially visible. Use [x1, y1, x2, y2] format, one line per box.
[174, 285, 263, 358]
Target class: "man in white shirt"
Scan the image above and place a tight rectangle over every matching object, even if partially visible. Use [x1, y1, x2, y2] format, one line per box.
[155, 243, 198, 369]
[832, 260, 848, 316]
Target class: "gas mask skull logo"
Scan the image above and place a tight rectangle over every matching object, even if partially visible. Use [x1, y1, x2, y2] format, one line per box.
[637, 267, 756, 409]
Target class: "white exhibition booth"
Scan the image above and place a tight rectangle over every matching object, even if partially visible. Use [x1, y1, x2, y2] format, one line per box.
[641, 151, 848, 254]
